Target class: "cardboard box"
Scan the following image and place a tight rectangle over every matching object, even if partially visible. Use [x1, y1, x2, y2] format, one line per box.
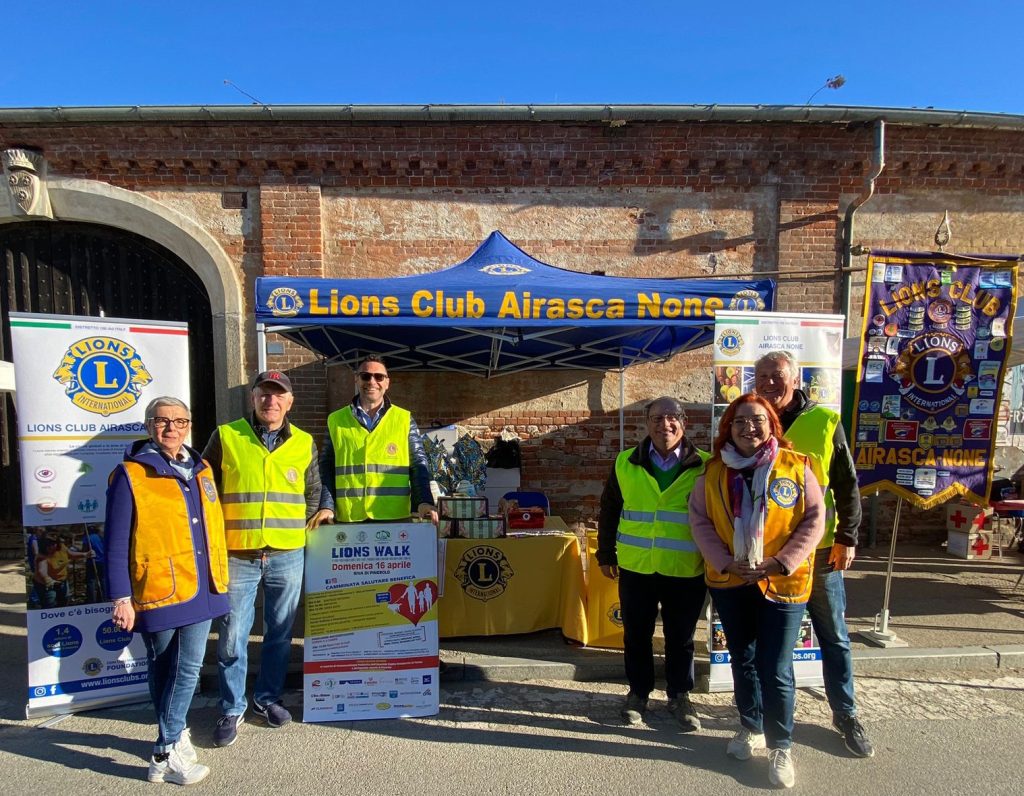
[945, 504, 992, 533]
[947, 530, 994, 560]
[483, 467, 520, 508]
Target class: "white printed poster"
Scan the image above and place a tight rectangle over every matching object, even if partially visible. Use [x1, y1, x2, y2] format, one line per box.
[303, 523, 439, 722]
[711, 310, 845, 433]
[10, 312, 191, 526]
[11, 312, 191, 717]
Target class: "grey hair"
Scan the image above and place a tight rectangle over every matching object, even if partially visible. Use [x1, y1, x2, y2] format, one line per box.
[645, 396, 686, 421]
[144, 396, 191, 422]
[755, 350, 800, 380]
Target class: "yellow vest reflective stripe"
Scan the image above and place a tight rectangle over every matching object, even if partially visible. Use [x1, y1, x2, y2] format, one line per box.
[328, 405, 412, 522]
[614, 447, 710, 578]
[702, 450, 815, 603]
[784, 406, 839, 549]
[122, 461, 229, 610]
[219, 419, 312, 550]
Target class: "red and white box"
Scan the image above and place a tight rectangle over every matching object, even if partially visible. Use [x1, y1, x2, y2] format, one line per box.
[947, 530, 994, 560]
[945, 504, 992, 534]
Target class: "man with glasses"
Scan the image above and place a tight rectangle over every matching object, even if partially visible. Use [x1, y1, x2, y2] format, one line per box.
[310, 355, 435, 526]
[203, 370, 322, 747]
[753, 351, 873, 758]
[597, 396, 710, 730]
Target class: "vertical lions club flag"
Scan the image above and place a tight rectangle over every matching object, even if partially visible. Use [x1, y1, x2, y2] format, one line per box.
[850, 254, 1018, 509]
[11, 312, 190, 717]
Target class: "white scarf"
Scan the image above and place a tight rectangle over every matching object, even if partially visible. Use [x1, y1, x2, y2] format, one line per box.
[719, 437, 779, 566]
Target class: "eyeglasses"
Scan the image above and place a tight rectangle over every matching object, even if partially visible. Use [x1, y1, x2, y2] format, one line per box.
[648, 414, 683, 425]
[358, 372, 388, 383]
[151, 417, 191, 429]
[732, 416, 768, 429]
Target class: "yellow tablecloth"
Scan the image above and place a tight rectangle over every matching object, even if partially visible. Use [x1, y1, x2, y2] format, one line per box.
[439, 530, 587, 642]
[583, 530, 625, 649]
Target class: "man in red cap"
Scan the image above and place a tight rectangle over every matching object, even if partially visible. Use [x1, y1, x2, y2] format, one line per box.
[203, 370, 321, 747]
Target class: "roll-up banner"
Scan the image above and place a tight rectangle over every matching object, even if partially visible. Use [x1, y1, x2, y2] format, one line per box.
[710, 310, 841, 690]
[10, 312, 191, 717]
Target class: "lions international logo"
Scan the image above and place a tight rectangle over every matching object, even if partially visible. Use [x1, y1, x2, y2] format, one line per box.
[386, 443, 399, 457]
[716, 329, 743, 357]
[285, 467, 299, 484]
[728, 290, 765, 312]
[335, 530, 348, 543]
[82, 657, 104, 676]
[769, 478, 800, 509]
[607, 603, 623, 627]
[201, 477, 218, 503]
[479, 263, 531, 276]
[52, 336, 152, 416]
[266, 287, 304, 317]
[454, 545, 514, 602]
[890, 331, 973, 414]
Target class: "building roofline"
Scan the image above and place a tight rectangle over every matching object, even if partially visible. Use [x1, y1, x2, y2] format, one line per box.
[0, 103, 1023, 130]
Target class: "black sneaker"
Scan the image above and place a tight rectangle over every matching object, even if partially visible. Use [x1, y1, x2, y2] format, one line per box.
[213, 713, 244, 747]
[833, 714, 875, 758]
[667, 693, 702, 732]
[620, 692, 648, 725]
[253, 700, 292, 728]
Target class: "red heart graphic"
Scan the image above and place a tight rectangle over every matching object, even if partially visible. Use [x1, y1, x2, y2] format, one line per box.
[387, 580, 436, 626]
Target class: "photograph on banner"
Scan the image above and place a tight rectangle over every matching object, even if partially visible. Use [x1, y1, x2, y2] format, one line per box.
[706, 605, 822, 692]
[26, 526, 105, 609]
[712, 310, 845, 432]
[10, 313, 190, 527]
[11, 312, 191, 717]
[849, 257, 1018, 508]
[303, 523, 439, 723]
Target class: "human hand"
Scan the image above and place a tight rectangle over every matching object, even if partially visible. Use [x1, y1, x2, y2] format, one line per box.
[112, 600, 136, 633]
[828, 543, 856, 571]
[599, 564, 619, 580]
[307, 509, 335, 529]
[417, 503, 439, 524]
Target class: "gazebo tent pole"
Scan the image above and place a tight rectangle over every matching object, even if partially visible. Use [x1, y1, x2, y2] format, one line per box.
[619, 353, 625, 452]
[257, 322, 267, 373]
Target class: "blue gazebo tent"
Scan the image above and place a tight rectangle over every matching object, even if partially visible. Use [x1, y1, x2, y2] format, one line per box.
[255, 231, 775, 377]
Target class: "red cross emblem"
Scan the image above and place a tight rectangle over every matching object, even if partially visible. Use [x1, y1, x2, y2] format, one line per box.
[971, 535, 990, 557]
[949, 510, 967, 529]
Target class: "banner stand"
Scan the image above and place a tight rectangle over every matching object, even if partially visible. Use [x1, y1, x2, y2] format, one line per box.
[860, 496, 909, 648]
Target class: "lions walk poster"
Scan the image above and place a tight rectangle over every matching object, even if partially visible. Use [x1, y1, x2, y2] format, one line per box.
[10, 312, 191, 717]
[851, 255, 1018, 508]
[303, 522, 439, 722]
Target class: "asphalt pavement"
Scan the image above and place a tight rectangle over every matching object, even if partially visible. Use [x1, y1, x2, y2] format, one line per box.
[2, 544, 1024, 793]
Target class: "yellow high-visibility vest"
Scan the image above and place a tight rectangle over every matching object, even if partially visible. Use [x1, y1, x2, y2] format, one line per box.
[219, 419, 312, 550]
[614, 447, 710, 578]
[328, 405, 412, 522]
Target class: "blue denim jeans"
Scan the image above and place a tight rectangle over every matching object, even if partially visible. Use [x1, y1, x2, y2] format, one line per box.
[711, 585, 805, 750]
[217, 548, 304, 715]
[806, 553, 857, 719]
[142, 619, 212, 752]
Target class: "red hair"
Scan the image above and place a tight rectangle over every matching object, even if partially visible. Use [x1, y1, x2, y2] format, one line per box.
[711, 393, 792, 460]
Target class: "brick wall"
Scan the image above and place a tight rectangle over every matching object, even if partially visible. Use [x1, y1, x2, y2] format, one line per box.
[3, 116, 1023, 540]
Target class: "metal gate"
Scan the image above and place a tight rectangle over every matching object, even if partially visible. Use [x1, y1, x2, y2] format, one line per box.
[0, 221, 216, 524]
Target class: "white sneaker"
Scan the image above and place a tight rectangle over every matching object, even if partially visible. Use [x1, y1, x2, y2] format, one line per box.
[768, 747, 795, 789]
[176, 728, 198, 765]
[726, 727, 766, 761]
[148, 745, 210, 786]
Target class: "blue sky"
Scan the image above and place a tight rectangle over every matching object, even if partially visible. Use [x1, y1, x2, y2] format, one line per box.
[4, 1, 1022, 114]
